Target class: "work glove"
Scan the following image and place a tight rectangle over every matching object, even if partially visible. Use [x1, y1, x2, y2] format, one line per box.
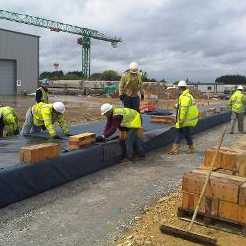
[52, 135, 62, 140]
[96, 135, 105, 142]
[119, 95, 125, 101]
[141, 94, 144, 100]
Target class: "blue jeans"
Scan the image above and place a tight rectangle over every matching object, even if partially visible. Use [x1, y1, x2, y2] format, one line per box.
[123, 96, 140, 112]
[174, 127, 193, 145]
[126, 129, 144, 159]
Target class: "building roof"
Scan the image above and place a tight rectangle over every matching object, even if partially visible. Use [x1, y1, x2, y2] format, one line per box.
[0, 28, 39, 38]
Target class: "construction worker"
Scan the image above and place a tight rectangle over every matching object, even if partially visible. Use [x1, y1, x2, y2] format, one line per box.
[119, 62, 144, 112]
[97, 103, 145, 160]
[168, 80, 199, 155]
[229, 85, 246, 134]
[36, 79, 49, 103]
[0, 106, 19, 137]
[20, 102, 69, 138]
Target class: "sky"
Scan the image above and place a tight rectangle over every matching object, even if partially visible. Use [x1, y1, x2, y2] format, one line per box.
[1, 0, 246, 82]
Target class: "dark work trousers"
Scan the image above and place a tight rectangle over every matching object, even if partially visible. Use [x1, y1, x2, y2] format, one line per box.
[122, 96, 140, 112]
[126, 129, 144, 159]
[230, 112, 244, 133]
[174, 127, 193, 145]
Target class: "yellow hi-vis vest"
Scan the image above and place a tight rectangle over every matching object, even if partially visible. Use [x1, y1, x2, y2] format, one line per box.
[176, 89, 199, 128]
[0, 106, 19, 135]
[229, 90, 246, 113]
[32, 102, 69, 137]
[38, 87, 49, 103]
[113, 107, 141, 128]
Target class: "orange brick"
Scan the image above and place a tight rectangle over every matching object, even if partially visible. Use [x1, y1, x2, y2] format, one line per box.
[239, 182, 246, 206]
[68, 132, 96, 150]
[201, 147, 246, 176]
[150, 115, 176, 124]
[182, 169, 246, 203]
[218, 201, 246, 224]
[20, 143, 60, 164]
[182, 192, 218, 216]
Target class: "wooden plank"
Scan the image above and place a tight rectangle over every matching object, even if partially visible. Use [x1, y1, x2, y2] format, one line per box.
[69, 132, 96, 142]
[20, 143, 60, 164]
[160, 224, 217, 246]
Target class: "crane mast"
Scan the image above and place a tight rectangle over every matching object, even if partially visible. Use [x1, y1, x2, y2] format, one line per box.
[0, 9, 121, 78]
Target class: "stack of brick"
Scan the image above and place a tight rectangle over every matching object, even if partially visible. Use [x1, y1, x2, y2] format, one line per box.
[181, 146, 246, 226]
[68, 132, 96, 150]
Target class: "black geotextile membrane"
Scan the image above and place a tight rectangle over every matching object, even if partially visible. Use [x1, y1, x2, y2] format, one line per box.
[0, 112, 231, 208]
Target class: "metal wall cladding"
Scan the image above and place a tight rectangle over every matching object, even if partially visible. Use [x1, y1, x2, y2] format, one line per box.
[0, 28, 39, 95]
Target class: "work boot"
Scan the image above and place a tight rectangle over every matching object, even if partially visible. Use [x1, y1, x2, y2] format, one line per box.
[168, 144, 179, 155]
[188, 144, 195, 154]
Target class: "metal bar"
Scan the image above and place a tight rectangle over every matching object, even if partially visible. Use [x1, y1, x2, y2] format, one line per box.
[0, 9, 121, 43]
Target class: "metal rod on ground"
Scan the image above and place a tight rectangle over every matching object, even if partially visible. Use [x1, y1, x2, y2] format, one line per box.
[160, 124, 229, 245]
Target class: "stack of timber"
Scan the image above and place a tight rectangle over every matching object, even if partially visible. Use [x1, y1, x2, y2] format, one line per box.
[180, 145, 246, 230]
[68, 132, 96, 150]
[151, 115, 176, 124]
[20, 143, 60, 164]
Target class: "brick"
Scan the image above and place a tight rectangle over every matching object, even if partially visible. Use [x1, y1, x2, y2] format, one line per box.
[150, 115, 176, 124]
[20, 143, 60, 164]
[182, 192, 219, 216]
[218, 201, 246, 224]
[68, 132, 96, 150]
[201, 147, 246, 176]
[239, 182, 246, 206]
[182, 169, 246, 203]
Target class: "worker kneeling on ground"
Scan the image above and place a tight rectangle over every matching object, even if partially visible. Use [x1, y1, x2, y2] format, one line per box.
[97, 103, 145, 161]
[228, 85, 246, 134]
[0, 106, 19, 137]
[21, 102, 69, 139]
[168, 80, 199, 155]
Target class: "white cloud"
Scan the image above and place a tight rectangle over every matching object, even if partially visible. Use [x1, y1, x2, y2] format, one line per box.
[0, 0, 246, 81]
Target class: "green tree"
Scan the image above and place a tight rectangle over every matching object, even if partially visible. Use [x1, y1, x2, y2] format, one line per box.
[101, 70, 120, 81]
[215, 75, 246, 84]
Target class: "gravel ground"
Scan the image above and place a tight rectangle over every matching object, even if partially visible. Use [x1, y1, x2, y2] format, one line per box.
[0, 122, 238, 246]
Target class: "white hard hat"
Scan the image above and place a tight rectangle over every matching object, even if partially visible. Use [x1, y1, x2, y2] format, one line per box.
[129, 62, 138, 73]
[101, 103, 113, 115]
[178, 80, 187, 87]
[53, 102, 65, 114]
[238, 85, 244, 90]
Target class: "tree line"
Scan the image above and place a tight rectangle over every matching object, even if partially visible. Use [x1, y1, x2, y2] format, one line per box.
[39, 70, 164, 82]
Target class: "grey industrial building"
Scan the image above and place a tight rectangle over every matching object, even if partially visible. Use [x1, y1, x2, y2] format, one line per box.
[0, 28, 39, 95]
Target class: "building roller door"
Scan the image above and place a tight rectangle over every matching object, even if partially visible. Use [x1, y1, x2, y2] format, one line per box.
[0, 60, 16, 96]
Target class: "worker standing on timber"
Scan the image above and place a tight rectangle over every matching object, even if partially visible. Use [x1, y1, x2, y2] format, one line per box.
[119, 62, 144, 112]
[168, 80, 199, 155]
[0, 106, 19, 137]
[20, 102, 69, 138]
[229, 85, 246, 134]
[97, 103, 145, 161]
[36, 79, 49, 103]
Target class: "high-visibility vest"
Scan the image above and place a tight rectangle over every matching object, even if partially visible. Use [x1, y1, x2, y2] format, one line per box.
[229, 90, 246, 113]
[37, 87, 49, 103]
[0, 106, 19, 135]
[176, 89, 199, 128]
[32, 102, 68, 137]
[113, 107, 141, 128]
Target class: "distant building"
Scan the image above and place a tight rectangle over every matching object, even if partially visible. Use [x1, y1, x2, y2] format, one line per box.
[188, 82, 236, 93]
[0, 28, 39, 96]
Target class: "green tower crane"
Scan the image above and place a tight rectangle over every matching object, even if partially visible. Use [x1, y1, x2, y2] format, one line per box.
[0, 9, 122, 79]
